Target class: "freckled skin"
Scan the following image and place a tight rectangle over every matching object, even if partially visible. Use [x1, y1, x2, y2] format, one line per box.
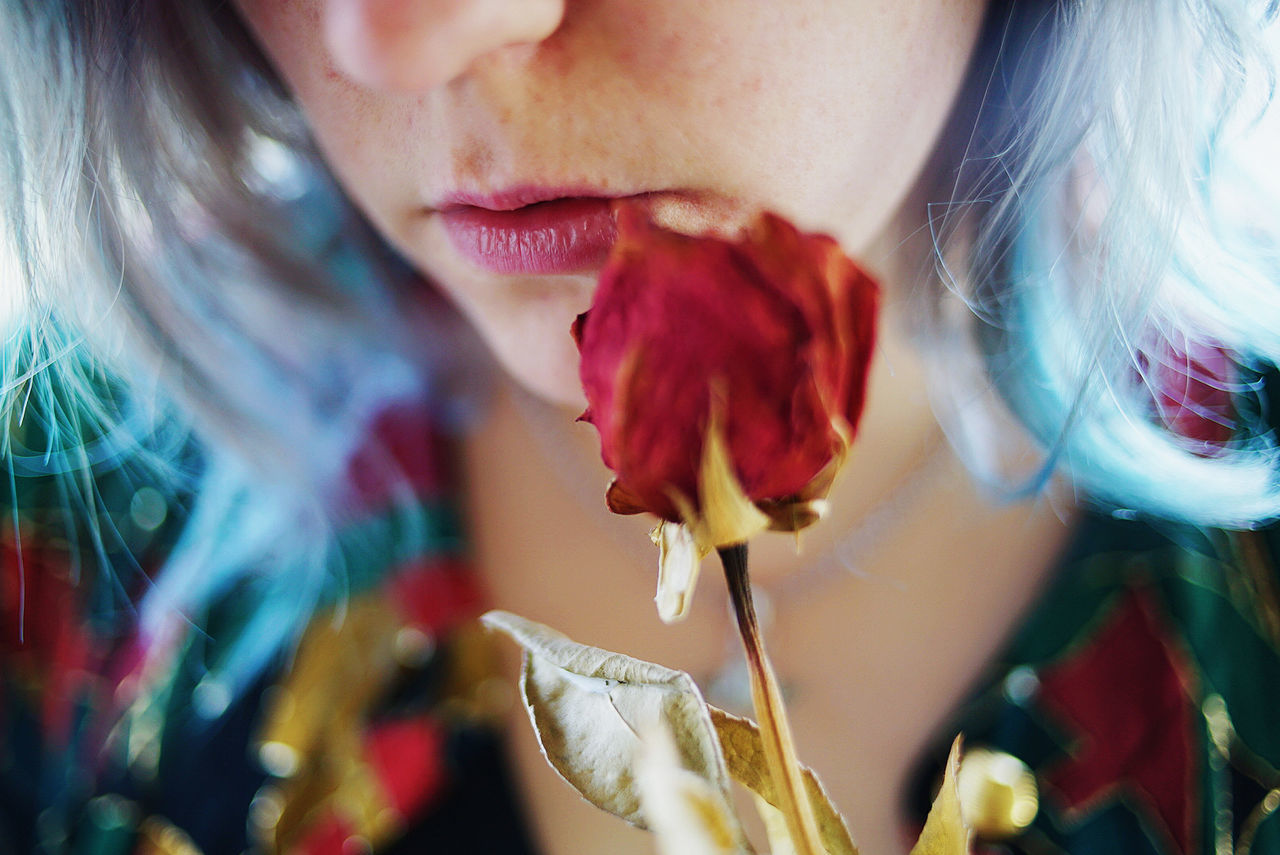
[232, 0, 987, 405]
[454, 137, 497, 186]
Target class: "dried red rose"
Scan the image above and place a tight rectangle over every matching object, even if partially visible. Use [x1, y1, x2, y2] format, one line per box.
[574, 203, 880, 561]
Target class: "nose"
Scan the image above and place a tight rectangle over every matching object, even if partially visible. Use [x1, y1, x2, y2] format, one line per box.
[323, 0, 568, 92]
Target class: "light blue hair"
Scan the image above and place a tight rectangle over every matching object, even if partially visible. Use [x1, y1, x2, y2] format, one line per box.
[0, 1, 469, 700]
[1, 0, 1278, 696]
[927, 0, 1280, 528]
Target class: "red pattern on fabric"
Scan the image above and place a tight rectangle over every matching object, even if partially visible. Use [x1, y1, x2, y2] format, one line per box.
[1149, 337, 1235, 449]
[0, 541, 95, 743]
[296, 815, 357, 855]
[388, 559, 487, 636]
[346, 403, 452, 509]
[1038, 587, 1199, 855]
[365, 717, 447, 818]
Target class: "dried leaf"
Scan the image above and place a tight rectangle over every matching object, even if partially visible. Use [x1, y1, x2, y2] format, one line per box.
[635, 722, 754, 855]
[909, 738, 972, 855]
[710, 706, 859, 855]
[754, 795, 800, 855]
[652, 521, 708, 623]
[481, 611, 734, 829]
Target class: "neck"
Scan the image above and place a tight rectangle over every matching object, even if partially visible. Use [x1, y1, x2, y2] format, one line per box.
[462, 362, 1075, 855]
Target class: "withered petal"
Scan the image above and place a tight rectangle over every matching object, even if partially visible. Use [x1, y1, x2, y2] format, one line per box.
[758, 499, 828, 533]
[570, 311, 590, 348]
[605, 479, 652, 516]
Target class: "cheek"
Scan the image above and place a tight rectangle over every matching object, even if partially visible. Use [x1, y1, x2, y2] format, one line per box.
[648, 2, 986, 248]
[236, 0, 406, 224]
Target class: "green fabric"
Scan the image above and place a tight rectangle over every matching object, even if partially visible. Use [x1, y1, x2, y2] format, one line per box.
[920, 512, 1280, 855]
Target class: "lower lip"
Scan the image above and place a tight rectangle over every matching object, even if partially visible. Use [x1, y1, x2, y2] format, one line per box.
[439, 197, 619, 275]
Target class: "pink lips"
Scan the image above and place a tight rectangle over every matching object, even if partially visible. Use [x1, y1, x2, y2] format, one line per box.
[438, 191, 621, 275]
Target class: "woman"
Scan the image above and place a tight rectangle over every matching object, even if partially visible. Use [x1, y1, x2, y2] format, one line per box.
[2, 1, 1278, 853]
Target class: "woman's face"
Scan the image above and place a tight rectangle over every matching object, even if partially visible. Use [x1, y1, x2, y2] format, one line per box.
[234, 0, 988, 405]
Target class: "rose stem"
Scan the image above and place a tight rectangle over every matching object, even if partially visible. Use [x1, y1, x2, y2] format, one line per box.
[720, 543, 825, 855]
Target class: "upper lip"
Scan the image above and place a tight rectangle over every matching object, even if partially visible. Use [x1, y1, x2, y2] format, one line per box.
[434, 186, 650, 213]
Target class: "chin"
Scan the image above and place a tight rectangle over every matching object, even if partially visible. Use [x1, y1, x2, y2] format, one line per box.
[489, 331, 589, 411]
[511, 367, 588, 410]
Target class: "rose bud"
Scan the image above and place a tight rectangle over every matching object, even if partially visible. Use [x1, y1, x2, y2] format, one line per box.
[573, 203, 880, 620]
